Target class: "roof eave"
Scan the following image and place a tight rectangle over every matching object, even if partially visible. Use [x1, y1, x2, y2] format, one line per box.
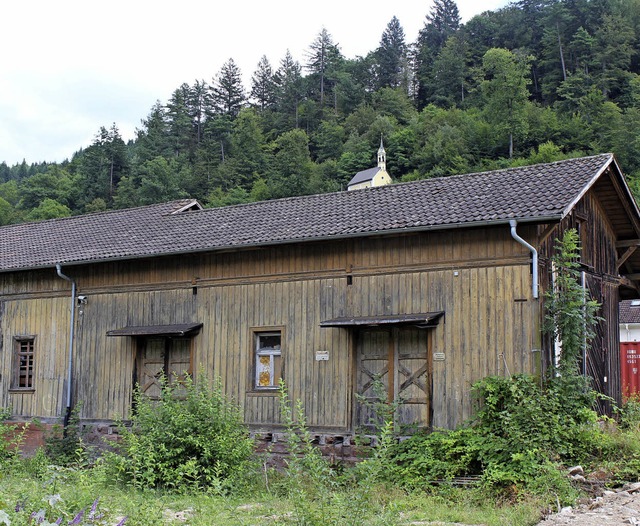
[560, 154, 640, 238]
[0, 214, 562, 274]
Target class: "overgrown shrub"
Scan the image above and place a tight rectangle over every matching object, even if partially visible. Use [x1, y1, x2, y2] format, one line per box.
[543, 229, 601, 378]
[386, 426, 482, 487]
[386, 374, 595, 501]
[44, 403, 91, 466]
[472, 374, 600, 468]
[111, 375, 254, 493]
[0, 407, 26, 470]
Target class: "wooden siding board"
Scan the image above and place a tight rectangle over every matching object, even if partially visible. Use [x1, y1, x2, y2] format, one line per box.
[0, 222, 608, 430]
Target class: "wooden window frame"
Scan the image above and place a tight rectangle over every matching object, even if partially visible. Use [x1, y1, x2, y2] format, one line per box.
[250, 327, 284, 392]
[11, 336, 36, 391]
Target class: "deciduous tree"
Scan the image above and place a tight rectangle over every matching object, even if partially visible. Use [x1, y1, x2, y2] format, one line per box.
[481, 48, 532, 158]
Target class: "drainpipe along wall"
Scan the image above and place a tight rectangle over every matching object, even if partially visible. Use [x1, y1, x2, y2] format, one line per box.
[509, 220, 539, 299]
[55, 263, 76, 428]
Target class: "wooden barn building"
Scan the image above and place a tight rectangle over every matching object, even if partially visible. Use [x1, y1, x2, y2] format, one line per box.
[2, 153, 640, 449]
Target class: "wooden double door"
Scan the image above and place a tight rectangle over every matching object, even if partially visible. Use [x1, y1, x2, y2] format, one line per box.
[136, 337, 192, 400]
[355, 327, 432, 432]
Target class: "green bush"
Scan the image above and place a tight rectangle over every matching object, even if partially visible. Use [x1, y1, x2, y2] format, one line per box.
[112, 375, 254, 493]
[0, 407, 26, 470]
[472, 374, 600, 467]
[386, 426, 482, 487]
[43, 403, 92, 467]
[385, 373, 603, 501]
[617, 395, 640, 430]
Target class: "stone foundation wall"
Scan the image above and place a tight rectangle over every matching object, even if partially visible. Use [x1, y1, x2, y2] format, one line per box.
[5, 420, 377, 464]
[251, 432, 372, 466]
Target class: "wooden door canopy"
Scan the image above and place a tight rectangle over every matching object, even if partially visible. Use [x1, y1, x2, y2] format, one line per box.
[320, 312, 444, 329]
[106, 323, 203, 337]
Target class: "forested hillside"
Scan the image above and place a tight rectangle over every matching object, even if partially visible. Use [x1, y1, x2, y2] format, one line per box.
[2, 0, 640, 224]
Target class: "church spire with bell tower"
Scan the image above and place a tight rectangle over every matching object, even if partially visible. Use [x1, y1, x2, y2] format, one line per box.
[347, 135, 392, 190]
[377, 136, 386, 172]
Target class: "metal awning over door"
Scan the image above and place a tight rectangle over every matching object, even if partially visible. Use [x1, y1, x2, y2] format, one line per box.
[320, 312, 444, 329]
[106, 323, 203, 337]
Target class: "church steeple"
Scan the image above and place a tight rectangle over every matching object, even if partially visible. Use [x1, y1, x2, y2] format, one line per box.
[377, 137, 386, 171]
[347, 136, 392, 190]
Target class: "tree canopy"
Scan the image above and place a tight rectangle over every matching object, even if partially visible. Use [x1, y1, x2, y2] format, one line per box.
[3, 0, 640, 223]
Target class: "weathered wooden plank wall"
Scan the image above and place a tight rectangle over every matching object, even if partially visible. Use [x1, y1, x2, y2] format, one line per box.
[1, 225, 540, 430]
[537, 188, 622, 408]
[1, 297, 68, 418]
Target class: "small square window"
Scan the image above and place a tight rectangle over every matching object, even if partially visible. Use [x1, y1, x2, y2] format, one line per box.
[254, 332, 282, 389]
[13, 337, 35, 389]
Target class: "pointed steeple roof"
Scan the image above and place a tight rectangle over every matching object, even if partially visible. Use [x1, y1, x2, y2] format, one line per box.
[377, 136, 386, 171]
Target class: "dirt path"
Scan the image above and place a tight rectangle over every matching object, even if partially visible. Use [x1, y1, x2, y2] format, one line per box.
[537, 483, 640, 525]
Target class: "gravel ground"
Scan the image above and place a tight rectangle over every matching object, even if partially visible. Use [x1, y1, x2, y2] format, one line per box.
[537, 482, 640, 525]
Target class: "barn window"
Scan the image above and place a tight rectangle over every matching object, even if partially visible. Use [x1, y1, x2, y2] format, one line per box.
[254, 331, 282, 389]
[12, 337, 35, 390]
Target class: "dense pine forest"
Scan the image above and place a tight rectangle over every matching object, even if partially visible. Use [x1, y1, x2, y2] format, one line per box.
[2, 0, 640, 224]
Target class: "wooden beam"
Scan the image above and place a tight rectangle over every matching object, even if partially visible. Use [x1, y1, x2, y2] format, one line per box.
[538, 223, 558, 246]
[608, 166, 640, 236]
[620, 276, 640, 294]
[616, 239, 640, 248]
[623, 273, 640, 281]
[618, 246, 638, 271]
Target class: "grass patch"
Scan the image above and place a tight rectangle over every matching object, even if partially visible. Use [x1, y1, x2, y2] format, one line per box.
[0, 465, 545, 526]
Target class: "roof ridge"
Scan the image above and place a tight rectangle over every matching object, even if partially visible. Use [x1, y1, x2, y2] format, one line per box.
[189, 153, 614, 216]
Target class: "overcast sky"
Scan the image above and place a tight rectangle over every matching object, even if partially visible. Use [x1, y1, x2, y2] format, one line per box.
[0, 0, 509, 166]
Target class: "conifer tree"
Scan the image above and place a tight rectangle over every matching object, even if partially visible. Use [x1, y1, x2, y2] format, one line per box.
[306, 28, 343, 109]
[414, 0, 461, 107]
[166, 84, 196, 158]
[135, 102, 172, 164]
[274, 50, 304, 129]
[210, 58, 246, 117]
[250, 55, 278, 111]
[376, 16, 408, 90]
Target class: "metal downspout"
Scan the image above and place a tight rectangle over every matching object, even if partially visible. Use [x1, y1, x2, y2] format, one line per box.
[509, 220, 539, 299]
[582, 270, 587, 377]
[56, 263, 76, 428]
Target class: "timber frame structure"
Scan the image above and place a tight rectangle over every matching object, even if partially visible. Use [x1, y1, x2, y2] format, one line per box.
[1, 153, 640, 449]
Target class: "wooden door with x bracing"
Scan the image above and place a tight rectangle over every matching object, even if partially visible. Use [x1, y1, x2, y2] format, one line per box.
[136, 337, 192, 400]
[355, 327, 432, 433]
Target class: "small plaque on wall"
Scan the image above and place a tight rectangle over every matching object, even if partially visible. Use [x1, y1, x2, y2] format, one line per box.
[315, 351, 329, 361]
[433, 352, 446, 361]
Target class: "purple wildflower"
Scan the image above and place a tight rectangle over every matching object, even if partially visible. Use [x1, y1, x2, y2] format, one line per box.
[55, 518, 63, 525]
[30, 510, 46, 524]
[88, 498, 99, 520]
[115, 516, 128, 525]
[68, 508, 85, 525]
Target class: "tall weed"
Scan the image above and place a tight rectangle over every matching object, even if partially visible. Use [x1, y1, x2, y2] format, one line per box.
[0, 407, 27, 472]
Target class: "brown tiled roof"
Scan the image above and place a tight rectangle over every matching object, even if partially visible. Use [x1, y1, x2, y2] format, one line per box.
[0, 154, 620, 272]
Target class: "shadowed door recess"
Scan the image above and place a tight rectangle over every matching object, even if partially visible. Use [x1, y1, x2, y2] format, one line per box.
[137, 337, 192, 399]
[356, 327, 432, 432]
